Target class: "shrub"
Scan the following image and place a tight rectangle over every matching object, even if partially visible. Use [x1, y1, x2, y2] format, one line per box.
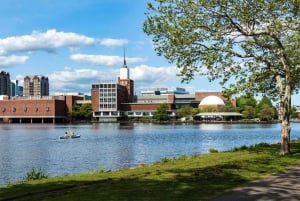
[209, 148, 219, 153]
[24, 168, 48, 181]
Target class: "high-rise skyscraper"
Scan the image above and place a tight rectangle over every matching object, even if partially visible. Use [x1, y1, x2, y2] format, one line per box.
[11, 80, 23, 96]
[0, 71, 11, 96]
[23, 75, 49, 97]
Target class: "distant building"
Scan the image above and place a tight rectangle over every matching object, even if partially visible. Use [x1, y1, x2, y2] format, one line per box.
[11, 80, 23, 96]
[0, 71, 11, 96]
[23, 75, 49, 97]
[0, 95, 83, 123]
[91, 52, 134, 122]
[141, 87, 189, 95]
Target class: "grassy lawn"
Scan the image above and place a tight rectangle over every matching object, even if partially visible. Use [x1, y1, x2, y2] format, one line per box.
[1, 140, 300, 201]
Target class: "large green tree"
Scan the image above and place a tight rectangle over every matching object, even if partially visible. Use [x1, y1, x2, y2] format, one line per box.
[71, 103, 92, 121]
[176, 105, 199, 118]
[236, 94, 257, 113]
[255, 96, 277, 120]
[144, 0, 299, 155]
[153, 103, 170, 121]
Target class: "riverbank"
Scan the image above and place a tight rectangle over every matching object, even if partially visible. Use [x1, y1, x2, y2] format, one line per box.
[1, 140, 300, 201]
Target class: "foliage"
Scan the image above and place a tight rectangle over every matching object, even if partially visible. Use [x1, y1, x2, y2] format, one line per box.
[209, 148, 219, 153]
[241, 106, 256, 119]
[153, 103, 170, 121]
[23, 168, 48, 181]
[200, 106, 217, 112]
[236, 95, 257, 113]
[176, 105, 199, 118]
[144, 0, 300, 154]
[71, 103, 92, 120]
[2, 140, 300, 201]
[255, 96, 277, 121]
[290, 106, 299, 119]
[257, 104, 276, 121]
[221, 101, 237, 112]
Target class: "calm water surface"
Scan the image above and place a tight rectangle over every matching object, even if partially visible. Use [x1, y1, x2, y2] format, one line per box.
[0, 122, 300, 186]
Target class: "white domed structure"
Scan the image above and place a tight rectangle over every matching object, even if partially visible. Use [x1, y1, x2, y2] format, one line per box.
[199, 95, 225, 106]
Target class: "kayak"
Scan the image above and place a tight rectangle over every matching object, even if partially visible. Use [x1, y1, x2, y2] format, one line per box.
[59, 135, 80, 139]
[60, 132, 80, 139]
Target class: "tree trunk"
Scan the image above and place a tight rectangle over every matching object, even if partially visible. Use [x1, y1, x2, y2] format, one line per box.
[281, 117, 291, 155]
[280, 80, 291, 155]
[277, 52, 292, 155]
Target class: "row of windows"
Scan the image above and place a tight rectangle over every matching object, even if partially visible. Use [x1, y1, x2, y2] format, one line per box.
[2, 107, 50, 112]
[99, 104, 117, 109]
[94, 111, 119, 116]
[100, 98, 116, 102]
[127, 112, 153, 116]
[100, 89, 116, 92]
[100, 93, 116, 97]
[92, 84, 116, 89]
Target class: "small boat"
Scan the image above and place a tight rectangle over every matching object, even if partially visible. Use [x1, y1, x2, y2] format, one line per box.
[70, 134, 80, 138]
[60, 131, 80, 139]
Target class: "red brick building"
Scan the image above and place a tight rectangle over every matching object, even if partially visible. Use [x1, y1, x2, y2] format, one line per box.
[0, 95, 83, 123]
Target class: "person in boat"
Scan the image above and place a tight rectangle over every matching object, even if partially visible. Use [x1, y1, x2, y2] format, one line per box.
[70, 131, 75, 137]
[64, 132, 68, 137]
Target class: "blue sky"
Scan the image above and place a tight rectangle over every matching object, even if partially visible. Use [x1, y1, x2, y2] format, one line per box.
[0, 0, 299, 104]
[0, 0, 222, 96]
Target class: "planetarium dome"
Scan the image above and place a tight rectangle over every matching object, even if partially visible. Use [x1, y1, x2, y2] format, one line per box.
[199, 95, 225, 106]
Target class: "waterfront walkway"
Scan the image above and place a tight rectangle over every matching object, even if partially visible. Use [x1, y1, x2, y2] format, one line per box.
[212, 166, 300, 201]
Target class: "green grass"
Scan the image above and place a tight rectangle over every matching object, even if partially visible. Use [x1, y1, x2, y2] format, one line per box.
[1, 141, 300, 201]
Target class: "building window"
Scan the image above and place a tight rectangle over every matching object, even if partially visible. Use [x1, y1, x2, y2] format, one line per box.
[2, 107, 5, 112]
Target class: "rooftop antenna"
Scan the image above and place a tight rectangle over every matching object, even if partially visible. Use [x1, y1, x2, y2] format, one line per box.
[123, 47, 127, 68]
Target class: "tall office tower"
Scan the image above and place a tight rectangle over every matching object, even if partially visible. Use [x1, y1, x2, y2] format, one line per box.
[11, 80, 23, 96]
[23, 75, 49, 97]
[0, 71, 11, 96]
[118, 50, 134, 102]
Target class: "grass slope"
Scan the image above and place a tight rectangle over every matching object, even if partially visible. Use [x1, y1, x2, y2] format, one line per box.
[1, 141, 300, 201]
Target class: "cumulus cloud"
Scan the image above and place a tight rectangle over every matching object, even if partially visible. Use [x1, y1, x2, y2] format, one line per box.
[0, 55, 28, 67]
[131, 64, 178, 82]
[0, 29, 95, 55]
[47, 67, 118, 93]
[99, 38, 128, 47]
[42, 64, 180, 94]
[70, 53, 147, 66]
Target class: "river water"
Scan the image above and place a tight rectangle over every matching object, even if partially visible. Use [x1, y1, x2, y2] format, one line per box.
[0, 122, 300, 186]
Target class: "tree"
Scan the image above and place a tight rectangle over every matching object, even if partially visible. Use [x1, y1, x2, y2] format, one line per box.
[153, 103, 170, 121]
[236, 95, 257, 114]
[176, 105, 199, 118]
[144, 0, 300, 155]
[255, 96, 277, 120]
[242, 106, 256, 119]
[290, 106, 299, 119]
[71, 103, 92, 121]
[221, 101, 237, 112]
[257, 104, 276, 121]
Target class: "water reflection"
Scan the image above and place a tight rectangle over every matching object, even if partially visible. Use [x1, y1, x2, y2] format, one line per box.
[0, 123, 300, 186]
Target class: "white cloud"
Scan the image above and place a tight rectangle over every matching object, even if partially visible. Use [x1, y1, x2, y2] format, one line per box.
[42, 64, 180, 95]
[99, 38, 128, 47]
[47, 67, 118, 93]
[131, 64, 178, 82]
[0, 55, 28, 67]
[70, 53, 147, 66]
[0, 29, 95, 55]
